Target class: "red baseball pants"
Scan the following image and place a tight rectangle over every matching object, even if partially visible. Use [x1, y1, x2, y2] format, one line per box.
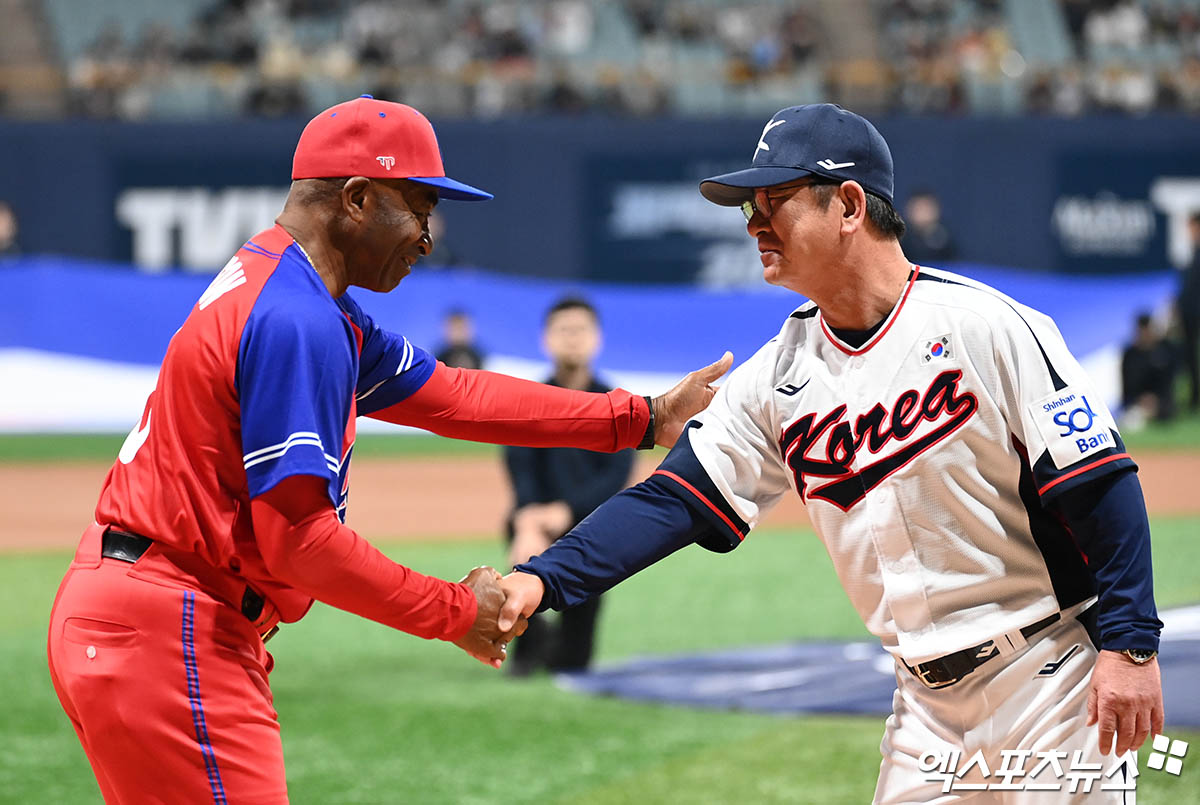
[47, 526, 288, 804]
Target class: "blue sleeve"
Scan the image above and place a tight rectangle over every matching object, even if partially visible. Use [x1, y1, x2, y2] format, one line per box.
[1032, 429, 1138, 503]
[1052, 468, 1162, 651]
[515, 474, 709, 611]
[238, 303, 355, 501]
[654, 423, 750, 553]
[338, 293, 436, 416]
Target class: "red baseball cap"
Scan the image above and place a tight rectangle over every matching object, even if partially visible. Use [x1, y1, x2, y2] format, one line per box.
[291, 95, 492, 201]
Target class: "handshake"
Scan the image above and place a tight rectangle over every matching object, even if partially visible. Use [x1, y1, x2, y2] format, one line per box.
[451, 567, 549, 668]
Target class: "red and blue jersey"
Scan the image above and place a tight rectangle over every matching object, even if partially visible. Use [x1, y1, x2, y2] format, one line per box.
[96, 225, 435, 620]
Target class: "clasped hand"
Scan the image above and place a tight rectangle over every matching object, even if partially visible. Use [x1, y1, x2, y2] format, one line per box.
[451, 567, 547, 669]
[453, 566, 530, 668]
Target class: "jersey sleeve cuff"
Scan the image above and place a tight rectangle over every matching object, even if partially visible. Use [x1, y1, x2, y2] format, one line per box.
[651, 469, 746, 553]
[1034, 441, 1138, 502]
[1099, 627, 1161, 653]
[652, 423, 751, 553]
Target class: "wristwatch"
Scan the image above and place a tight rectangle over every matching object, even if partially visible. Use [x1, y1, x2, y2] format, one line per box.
[1122, 648, 1157, 664]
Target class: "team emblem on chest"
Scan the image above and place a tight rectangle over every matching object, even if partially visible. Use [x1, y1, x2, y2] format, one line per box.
[779, 369, 979, 511]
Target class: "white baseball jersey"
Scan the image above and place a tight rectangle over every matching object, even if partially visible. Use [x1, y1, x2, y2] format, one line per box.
[675, 266, 1133, 663]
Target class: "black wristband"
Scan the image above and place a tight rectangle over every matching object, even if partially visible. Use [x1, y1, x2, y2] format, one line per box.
[637, 395, 656, 450]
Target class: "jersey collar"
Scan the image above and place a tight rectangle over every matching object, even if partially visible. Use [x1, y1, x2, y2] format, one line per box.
[818, 265, 921, 356]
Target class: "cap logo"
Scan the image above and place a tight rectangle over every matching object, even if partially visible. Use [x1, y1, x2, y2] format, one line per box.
[376, 155, 395, 170]
[754, 118, 786, 160]
[816, 159, 855, 170]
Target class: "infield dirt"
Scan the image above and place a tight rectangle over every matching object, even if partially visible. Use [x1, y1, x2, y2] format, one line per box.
[1, 452, 1197, 551]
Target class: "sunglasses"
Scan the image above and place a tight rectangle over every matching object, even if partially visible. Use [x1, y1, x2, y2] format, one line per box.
[740, 180, 829, 223]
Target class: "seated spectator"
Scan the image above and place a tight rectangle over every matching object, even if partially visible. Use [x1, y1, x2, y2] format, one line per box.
[1121, 312, 1177, 428]
[435, 309, 485, 370]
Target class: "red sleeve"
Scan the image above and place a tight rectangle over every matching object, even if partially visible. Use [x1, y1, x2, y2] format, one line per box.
[250, 489, 477, 641]
[369, 362, 651, 452]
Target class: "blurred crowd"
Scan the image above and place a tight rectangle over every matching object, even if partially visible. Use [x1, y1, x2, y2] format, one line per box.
[65, 0, 822, 119]
[1035, 0, 1200, 114]
[55, 0, 1200, 119]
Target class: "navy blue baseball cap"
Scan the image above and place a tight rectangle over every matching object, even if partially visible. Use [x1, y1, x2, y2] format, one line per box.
[699, 104, 894, 206]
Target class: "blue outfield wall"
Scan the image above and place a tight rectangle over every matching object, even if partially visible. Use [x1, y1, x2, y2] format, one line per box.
[0, 254, 1177, 374]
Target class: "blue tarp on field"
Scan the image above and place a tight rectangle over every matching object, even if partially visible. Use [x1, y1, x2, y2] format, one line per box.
[559, 610, 1200, 728]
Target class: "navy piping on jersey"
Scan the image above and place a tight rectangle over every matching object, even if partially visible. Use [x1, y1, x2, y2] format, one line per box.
[1010, 437, 1096, 612]
[789, 307, 819, 321]
[914, 271, 1067, 391]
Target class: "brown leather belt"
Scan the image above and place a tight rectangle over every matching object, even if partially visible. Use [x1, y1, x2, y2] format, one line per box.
[901, 612, 1061, 690]
[101, 528, 279, 642]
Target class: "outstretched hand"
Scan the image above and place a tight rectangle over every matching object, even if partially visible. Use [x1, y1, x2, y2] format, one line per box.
[652, 352, 733, 448]
[453, 566, 528, 669]
[497, 572, 547, 634]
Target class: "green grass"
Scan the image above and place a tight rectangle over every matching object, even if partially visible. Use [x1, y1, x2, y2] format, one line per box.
[0, 432, 505, 463]
[1122, 411, 1200, 452]
[4, 523, 1198, 804]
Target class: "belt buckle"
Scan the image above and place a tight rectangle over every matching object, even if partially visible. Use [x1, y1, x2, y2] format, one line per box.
[914, 664, 958, 690]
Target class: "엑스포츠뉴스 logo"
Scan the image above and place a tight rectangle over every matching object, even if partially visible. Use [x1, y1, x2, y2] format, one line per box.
[1147, 734, 1188, 776]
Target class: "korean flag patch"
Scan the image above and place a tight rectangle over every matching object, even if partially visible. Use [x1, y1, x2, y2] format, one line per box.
[921, 334, 953, 363]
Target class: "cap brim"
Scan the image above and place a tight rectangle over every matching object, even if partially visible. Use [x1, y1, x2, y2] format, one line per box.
[699, 166, 816, 206]
[409, 175, 493, 201]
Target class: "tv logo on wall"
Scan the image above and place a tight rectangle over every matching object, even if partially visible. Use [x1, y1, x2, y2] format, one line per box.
[116, 186, 289, 273]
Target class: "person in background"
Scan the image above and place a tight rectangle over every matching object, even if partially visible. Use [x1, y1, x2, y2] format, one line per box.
[1120, 312, 1177, 429]
[502, 297, 635, 675]
[426, 210, 463, 266]
[1177, 211, 1200, 413]
[435, 308, 485, 370]
[0, 201, 20, 256]
[901, 189, 957, 265]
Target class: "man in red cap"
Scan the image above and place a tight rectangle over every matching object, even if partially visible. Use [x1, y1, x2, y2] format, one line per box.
[46, 95, 731, 803]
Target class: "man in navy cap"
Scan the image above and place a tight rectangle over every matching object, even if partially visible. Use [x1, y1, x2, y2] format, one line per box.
[497, 104, 1162, 801]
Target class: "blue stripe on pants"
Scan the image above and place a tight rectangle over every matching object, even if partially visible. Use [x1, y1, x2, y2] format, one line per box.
[182, 591, 228, 804]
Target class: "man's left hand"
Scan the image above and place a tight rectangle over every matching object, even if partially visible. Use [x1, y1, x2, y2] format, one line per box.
[1087, 649, 1164, 756]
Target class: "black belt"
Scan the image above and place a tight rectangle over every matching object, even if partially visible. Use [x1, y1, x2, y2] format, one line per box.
[101, 529, 268, 625]
[902, 612, 1061, 690]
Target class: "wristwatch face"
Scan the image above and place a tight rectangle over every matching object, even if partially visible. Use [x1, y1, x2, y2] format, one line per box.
[1124, 649, 1157, 664]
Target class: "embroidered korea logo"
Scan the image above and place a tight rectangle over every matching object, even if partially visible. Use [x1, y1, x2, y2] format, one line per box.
[779, 369, 979, 511]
